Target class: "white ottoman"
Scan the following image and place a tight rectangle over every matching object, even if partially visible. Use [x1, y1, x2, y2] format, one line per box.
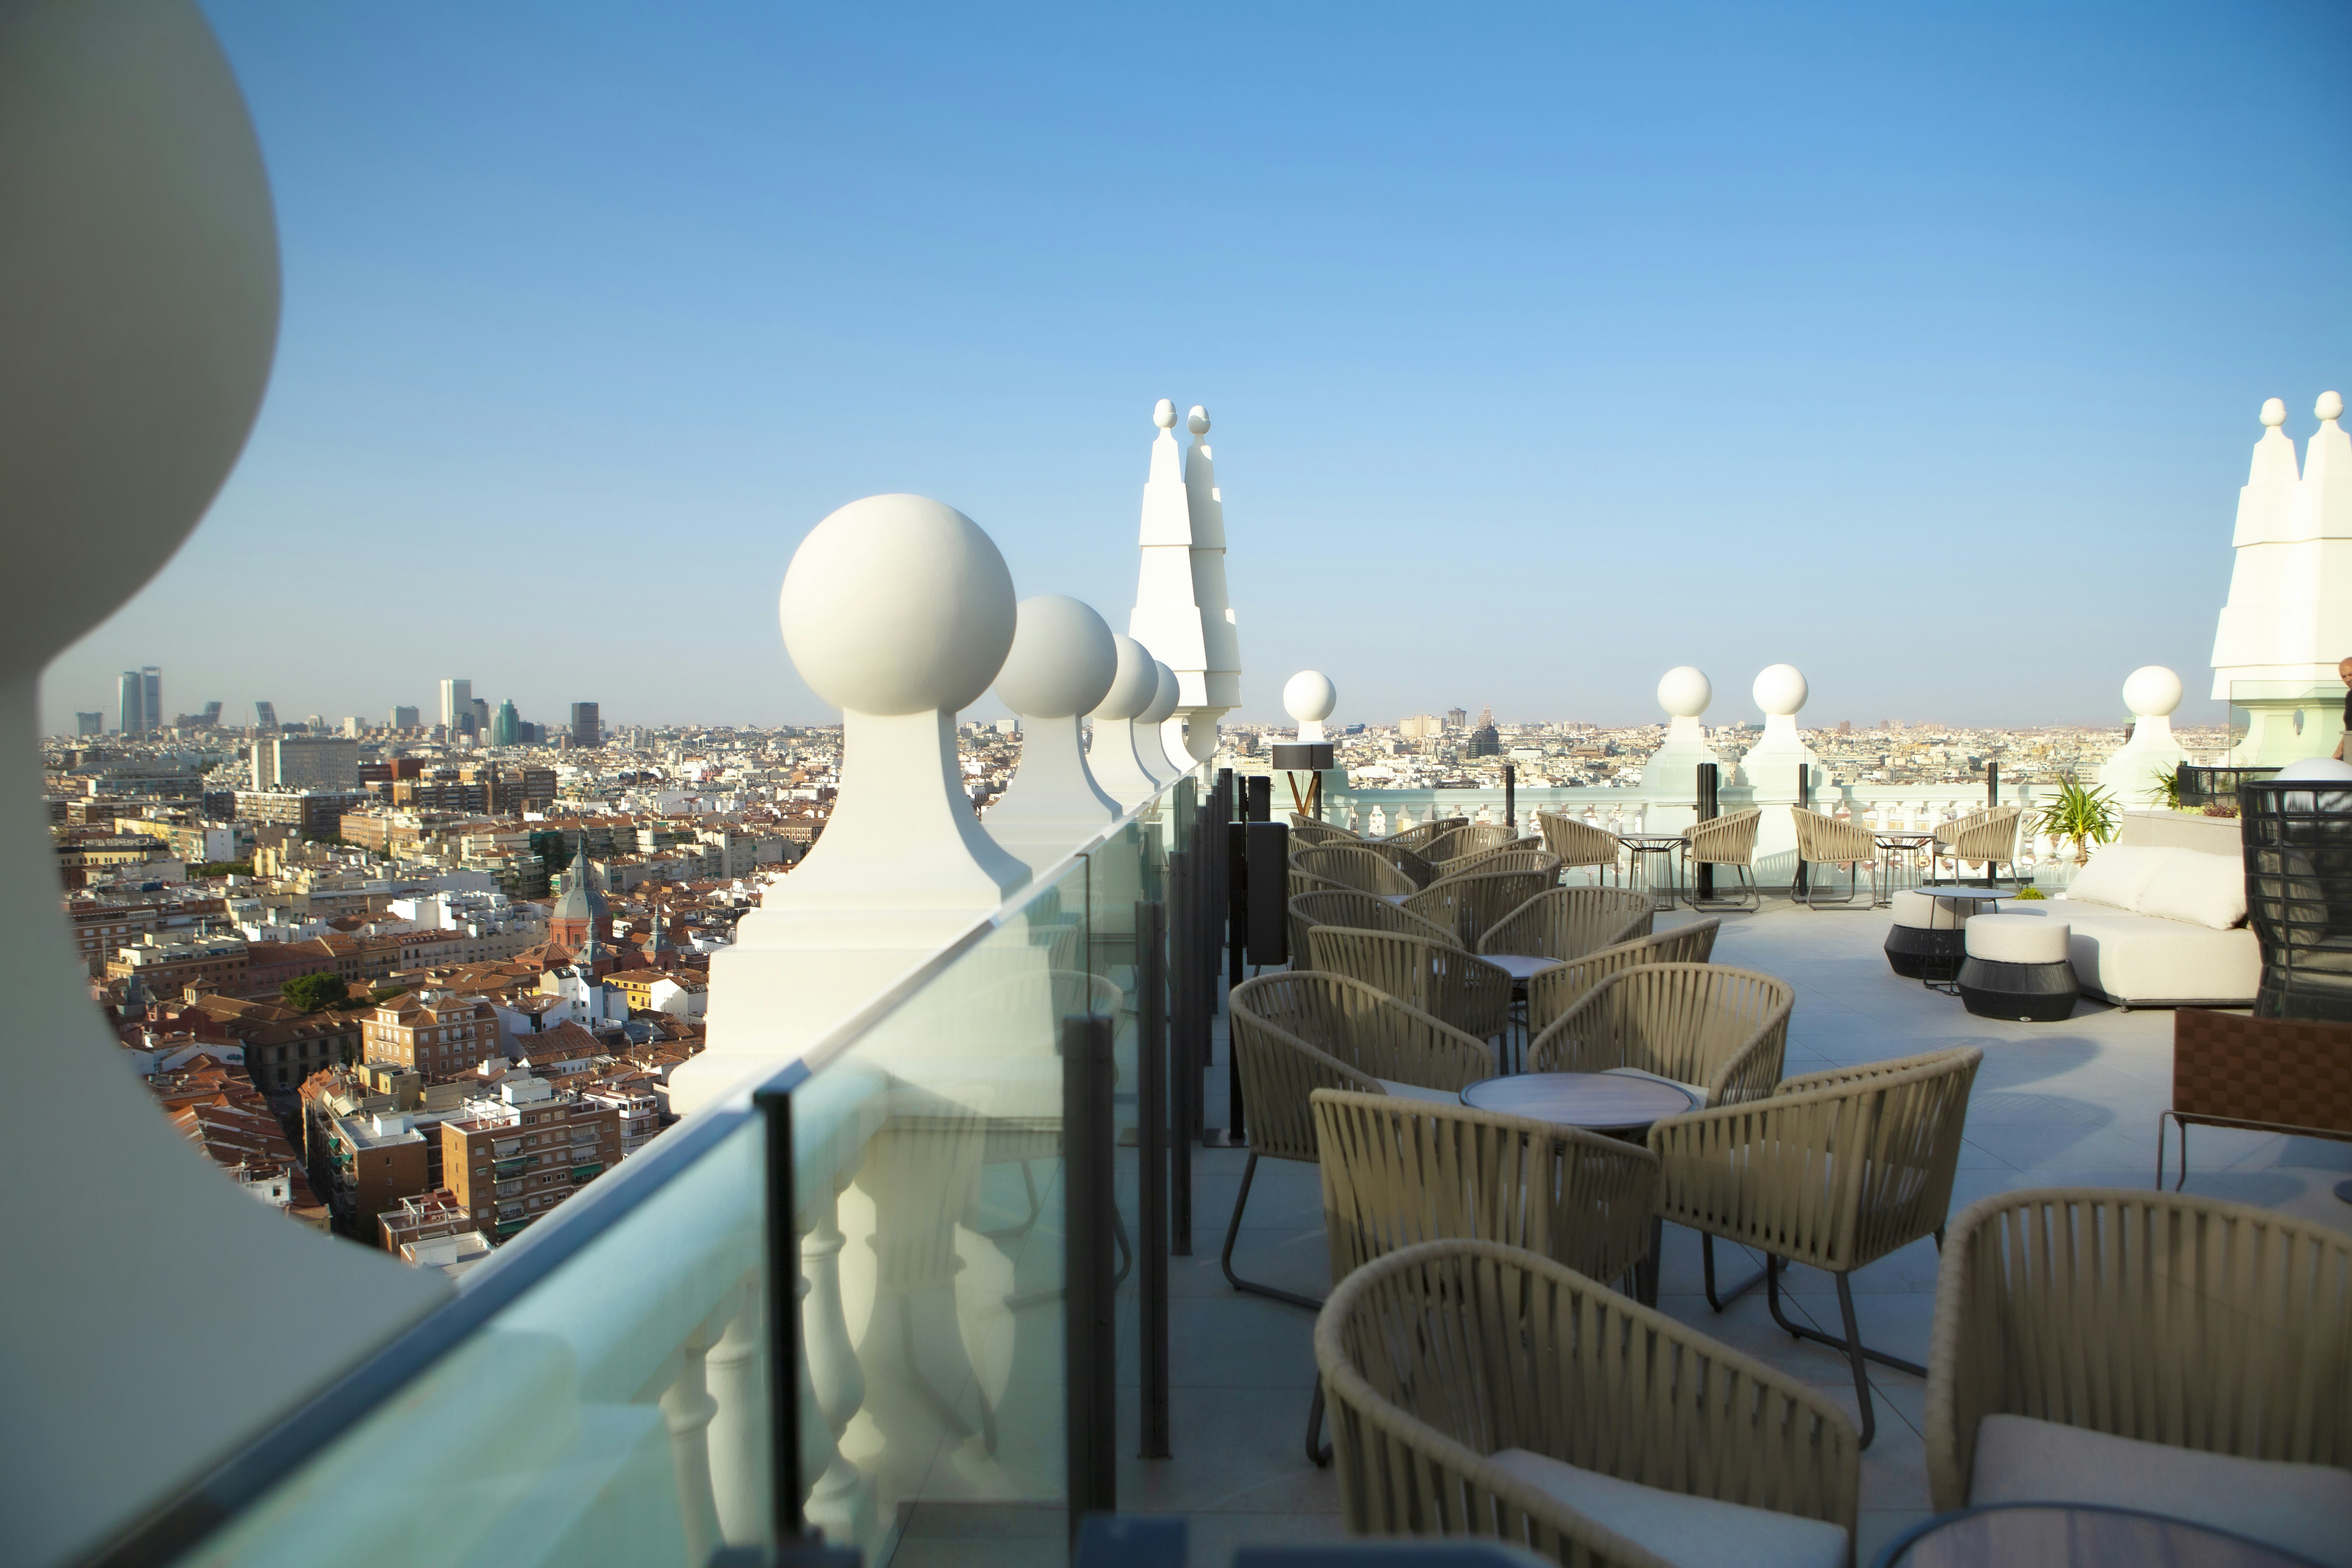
[1959, 913, 2076, 1021]
[1884, 890, 1997, 982]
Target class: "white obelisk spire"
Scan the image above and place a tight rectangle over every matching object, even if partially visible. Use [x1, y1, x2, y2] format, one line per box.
[1129, 399, 1211, 774]
[1183, 405, 1241, 763]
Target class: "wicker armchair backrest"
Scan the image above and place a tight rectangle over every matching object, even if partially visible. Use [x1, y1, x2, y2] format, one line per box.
[1791, 806, 1874, 865]
[1381, 820, 1456, 853]
[1682, 806, 1762, 865]
[1477, 886, 1654, 962]
[1289, 890, 1463, 971]
[1935, 804, 2022, 864]
[1311, 1088, 1658, 1288]
[1925, 1186, 2352, 1512]
[1230, 972, 1494, 1161]
[1403, 869, 1558, 948]
[1307, 925, 1513, 1041]
[1289, 815, 1360, 847]
[1432, 844, 1556, 880]
[1295, 843, 1419, 898]
[1316, 1238, 1861, 1557]
[1535, 961, 1792, 1106]
[1525, 921, 1723, 1037]
[1354, 838, 1439, 887]
[1535, 812, 1625, 869]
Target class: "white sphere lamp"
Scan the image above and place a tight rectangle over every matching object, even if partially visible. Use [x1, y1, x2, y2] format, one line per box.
[1088, 634, 1167, 810]
[986, 596, 1123, 875]
[1283, 670, 1337, 742]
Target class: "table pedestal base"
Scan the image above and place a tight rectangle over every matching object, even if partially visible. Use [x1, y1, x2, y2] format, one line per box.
[1886, 925, 1966, 982]
[1957, 957, 2077, 1022]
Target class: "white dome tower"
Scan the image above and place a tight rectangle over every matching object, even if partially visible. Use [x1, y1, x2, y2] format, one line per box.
[2212, 391, 2352, 763]
[1129, 399, 1241, 776]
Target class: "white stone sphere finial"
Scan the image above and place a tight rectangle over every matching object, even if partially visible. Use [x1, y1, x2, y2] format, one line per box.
[2261, 397, 2287, 428]
[1753, 664, 1809, 717]
[1153, 398, 1177, 430]
[2123, 664, 2184, 718]
[779, 494, 1016, 717]
[1092, 634, 1158, 721]
[1283, 670, 1336, 723]
[994, 596, 1118, 720]
[2320, 390, 2345, 424]
[1141, 662, 1181, 726]
[1657, 666, 1711, 719]
[1187, 405, 1211, 436]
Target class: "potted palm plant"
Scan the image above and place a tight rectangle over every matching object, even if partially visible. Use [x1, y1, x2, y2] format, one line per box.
[2038, 774, 2119, 865]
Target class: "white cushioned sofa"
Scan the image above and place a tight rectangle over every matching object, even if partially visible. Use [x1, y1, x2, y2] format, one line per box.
[2029, 817, 2258, 1008]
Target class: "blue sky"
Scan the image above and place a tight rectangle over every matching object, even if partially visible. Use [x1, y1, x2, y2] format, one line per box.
[46, 2, 2352, 735]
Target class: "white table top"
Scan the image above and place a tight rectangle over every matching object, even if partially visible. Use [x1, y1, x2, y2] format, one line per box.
[1481, 953, 1564, 981]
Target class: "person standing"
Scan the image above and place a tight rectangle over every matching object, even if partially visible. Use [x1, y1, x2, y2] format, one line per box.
[2335, 656, 2352, 759]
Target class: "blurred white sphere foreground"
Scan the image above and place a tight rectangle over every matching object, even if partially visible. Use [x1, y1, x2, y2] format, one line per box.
[2274, 757, 2352, 782]
[1283, 670, 1337, 723]
[1657, 666, 1711, 718]
[780, 494, 1016, 715]
[2123, 665, 2183, 718]
[1754, 663, 1809, 717]
[1094, 634, 1158, 720]
[995, 595, 1116, 719]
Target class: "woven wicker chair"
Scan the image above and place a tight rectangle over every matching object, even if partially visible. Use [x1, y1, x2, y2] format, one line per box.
[1650, 1046, 1984, 1446]
[1354, 838, 1440, 889]
[1682, 806, 1762, 911]
[1924, 1187, 2352, 1546]
[1932, 804, 2023, 888]
[1528, 962, 1791, 1111]
[1381, 820, 1457, 854]
[1226, 972, 1497, 1308]
[1287, 869, 1345, 906]
[1445, 822, 1522, 857]
[1318, 1239, 1860, 1567]
[1476, 886, 1655, 965]
[1294, 843, 1419, 899]
[1525, 921, 1723, 1039]
[1290, 815, 1360, 848]
[1289, 890, 1462, 975]
[1534, 811, 1625, 885]
[1307, 926, 1515, 1043]
[1404, 869, 1557, 950]
[1431, 843, 1555, 881]
[1789, 806, 1878, 909]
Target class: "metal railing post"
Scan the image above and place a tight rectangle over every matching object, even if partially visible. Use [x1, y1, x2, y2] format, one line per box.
[1062, 1013, 1117, 1535]
[1135, 900, 1170, 1459]
[1695, 763, 1718, 903]
[1165, 849, 1194, 1254]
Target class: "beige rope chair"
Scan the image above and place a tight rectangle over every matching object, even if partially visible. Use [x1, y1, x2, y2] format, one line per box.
[1294, 843, 1419, 899]
[1931, 803, 2023, 888]
[1288, 890, 1461, 976]
[1475, 886, 1654, 965]
[1924, 1187, 2352, 1556]
[1431, 843, 1555, 881]
[1354, 838, 1440, 889]
[1681, 806, 1762, 911]
[1287, 869, 1345, 907]
[1225, 971, 1496, 1308]
[1307, 926, 1515, 1044]
[1650, 1046, 1984, 1447]
[1534, 811, 1624, 885]
[1525, 920, 1722, 1039]
[1529, 961, 1791, 1111]
[1789, 806, 1878, 909]
[1289, 814, 1360, 848]
[1444, 822, 1521, 857]
[1381, 819, 1457, 854]
[1305, 1090, 1663, 1465]
[1317, 1239, 1861, 1567]
[1403, 869, 1556, 950]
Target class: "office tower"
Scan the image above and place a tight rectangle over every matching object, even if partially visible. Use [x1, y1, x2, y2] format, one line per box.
[199, 701, 222, 727]
[390, 704, 420, 730]
[491, 699, 521, 747]
[117, 672, 143, 734]
[469, 697, 489, 737]
[76, 712, 102, 737]
[570, 702, 600, 749]
[254, 700, 278, 731]
[341, 717, 362, 738]
[439, 679, 472, 733]
[141, 667, 160, 733]
[251, 735, 362, 791]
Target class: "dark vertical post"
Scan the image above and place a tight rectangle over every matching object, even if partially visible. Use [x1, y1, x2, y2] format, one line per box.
[1245, 773, 1271, 823]
[1166, 848, 1194, 1252]
[1226, 820, 1247, 990]
[1794, 765, 1812, 896]
[1503, 763, 1516, 832]
[1063, 1014, 1117, 1536]
[755, 1086, 808, 1546]
[1245, 822, 1289, 966]
[1135, 901, 1170, 1458]
[1987, 760, 1999, 809]
[1695, 763, 1719, 902]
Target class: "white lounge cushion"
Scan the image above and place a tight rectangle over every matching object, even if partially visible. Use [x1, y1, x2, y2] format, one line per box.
[1602, 1065, 1709, 1109]
[1890, 889, 1994, 930]
[2135, 847, 2248, 931]
[1372, 1077, 1459, 1104]
[2050, 900, 2261, 1005]
[1488, 1447, 1848, 1568]
[2063, 844, 2178, 911]
[1969, 1413, 2352, 1568]
[1964, 914, 2069, 964]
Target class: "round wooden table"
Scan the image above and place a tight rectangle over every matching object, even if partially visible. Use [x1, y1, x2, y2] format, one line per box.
[1874, 1502, 2325, 1568]
[1460, 1071, 1694, 1133]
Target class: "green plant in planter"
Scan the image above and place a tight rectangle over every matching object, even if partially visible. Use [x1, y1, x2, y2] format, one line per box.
[2014, 886, 2046, 900]
[2152, 765, 2187, 811]
[2037, 774, 2119, 865]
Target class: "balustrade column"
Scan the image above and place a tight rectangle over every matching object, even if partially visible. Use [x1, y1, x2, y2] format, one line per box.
[659, 1337, 725, 1568]
[704, 1280, 769, 1547]
[802, 1170, 877, 1546]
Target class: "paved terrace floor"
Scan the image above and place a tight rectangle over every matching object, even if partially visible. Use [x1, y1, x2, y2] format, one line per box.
[894, 895, 2352, 1568]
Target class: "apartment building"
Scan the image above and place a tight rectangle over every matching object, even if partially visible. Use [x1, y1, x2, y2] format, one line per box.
[441, 1074, 622, 1242]
[107, 933, 248, 997]
[322, 1109, 432, 1240]
[364, 990, 502, 1080]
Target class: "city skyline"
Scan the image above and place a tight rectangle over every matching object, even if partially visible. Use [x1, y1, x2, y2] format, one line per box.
[39, 2, 2352, 733]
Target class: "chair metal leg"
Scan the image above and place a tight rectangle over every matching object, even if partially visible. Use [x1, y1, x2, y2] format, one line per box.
[1701, 1231, 1766, 1311]
[1764, 1256, 1925, 1450]
[1220, 1151, 1323, 1310]
[1305, 1381, 1331, 1467]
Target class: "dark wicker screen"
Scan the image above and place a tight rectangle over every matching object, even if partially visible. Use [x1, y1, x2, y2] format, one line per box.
[2241, 778, 2352, 1021]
